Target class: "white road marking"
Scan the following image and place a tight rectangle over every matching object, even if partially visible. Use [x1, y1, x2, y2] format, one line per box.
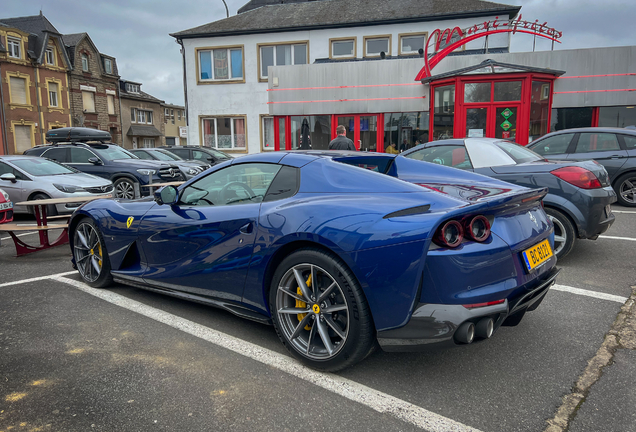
[50, 275, 482, 432]
[611, 210, 636, 214]
[599, 235, 636, 242]
[0, 271, 77, 288]
[1, 231, 37, 241]
[552, 284, 628, 303]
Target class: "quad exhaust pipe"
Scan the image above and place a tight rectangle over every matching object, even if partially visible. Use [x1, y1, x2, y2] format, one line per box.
[455, 318, 494, 344]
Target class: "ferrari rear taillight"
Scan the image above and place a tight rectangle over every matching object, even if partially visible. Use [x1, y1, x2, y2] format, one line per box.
[466, 215, 490, 242]
[433, 220, 464, 248]
[462, 299, 505, 309]
[551, 166, 602, 189]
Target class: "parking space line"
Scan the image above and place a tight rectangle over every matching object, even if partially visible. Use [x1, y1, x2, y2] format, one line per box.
[552, 284, 628, 303]
[1, 231, 37, 241]
[0, 271, 77, 288]
[49, 274, 482, 432]
[612, 210, 636, 214]
[598, 235, 636, 242]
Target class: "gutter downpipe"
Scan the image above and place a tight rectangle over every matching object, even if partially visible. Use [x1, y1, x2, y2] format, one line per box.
[0, 63, 9, 155]
[176, 37, 189, 145]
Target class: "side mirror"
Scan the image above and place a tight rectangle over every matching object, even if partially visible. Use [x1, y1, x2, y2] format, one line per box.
[155, 185, 179, 206]
[0, 173, 17, 183]
[88, 157, 102, 165]
[207, 157, 216, 162]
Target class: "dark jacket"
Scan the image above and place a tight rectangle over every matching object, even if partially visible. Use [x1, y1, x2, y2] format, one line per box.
[328, 135, 356, 151]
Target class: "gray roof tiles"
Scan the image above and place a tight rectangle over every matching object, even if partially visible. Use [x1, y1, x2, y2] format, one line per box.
[172, 0, 521, 38]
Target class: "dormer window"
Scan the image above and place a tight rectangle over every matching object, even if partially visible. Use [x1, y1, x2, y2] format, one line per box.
[81, 53, 89, 71]
[8, 38, 21, 59]
[126, 83, 140, 93]
[45, 48, 55, 65]
[104, 58, 113, 74]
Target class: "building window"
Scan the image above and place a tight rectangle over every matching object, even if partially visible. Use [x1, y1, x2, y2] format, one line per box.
[199, 46, 244, 82]
[7, 37, 21, 59]
[551, 107, 594, 131]
[107, 95, 115, 115]
[364, 36, 390, 57]
[104, 58, 113, 74]
[599, 106, 636, 128]
[45, 48, 55, 65]
[384, 112, 429, 152]
[136, 110, 153, 124]
[82, 91, 95, 112]
[131, 108, 136, 122]
[259, 43, 307, 80]
[262, 116, 275, 151]
[399, 33, 426, 55]
[9, 76, 27, 105]
[48, 82, 59, 107]
[170, 109, 175, 124]
[14, 125, 34, 153]
[330, 38, 355, 59]
[433, 84, 455, 140]
[143, 138, 155, 148]
[290, 116, 332, 150]
[126, 83, 140, 93]
[177, 110, 182, 121]
[202, 117, 246, 150]
[81, 53, 89, 71]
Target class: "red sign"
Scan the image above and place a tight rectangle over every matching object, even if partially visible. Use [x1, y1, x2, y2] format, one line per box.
[415, 15, 563, 81]
[502, 131, 511, 139]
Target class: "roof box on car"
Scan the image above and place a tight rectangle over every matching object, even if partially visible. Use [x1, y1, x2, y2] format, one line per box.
[46, 127, 111, 143]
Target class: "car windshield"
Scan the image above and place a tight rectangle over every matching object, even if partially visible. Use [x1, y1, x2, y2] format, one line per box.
[155, 150, 182, 161]
[11, 158, 75, 176]
[494, 141, 544, 164]
[95, 146, 137, 161]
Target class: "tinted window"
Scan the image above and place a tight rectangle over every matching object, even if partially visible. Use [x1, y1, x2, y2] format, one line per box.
[575, 133, 620, 153]
[132, 151, 153, 160]
[11, 158, 75, 176]
[0, 162, 27, 181]
[621, 135, 636, 150]
[42, 148, 67, 162]
[170, 149, 190, 159]
[404, 145, 473, 169]
[95, 146, 135, 161]
[156, 149, 181, 160]
[551, 107, 593, 131]
[70, 147, 97, 163]
[531, 134, 574, 155]
[181, 163, 281, 207]
[192, 150, 211, 162]
[264, 166, 299, 202]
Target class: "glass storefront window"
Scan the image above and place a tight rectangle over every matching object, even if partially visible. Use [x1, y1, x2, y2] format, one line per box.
[433, 85, 455, 140]
[551, 107, 593, 131]
[384, 112, 429, 152]
[599, 106, 636, 128]
[262, 117, 275, 150]
[291, 116, 332, 150]
[529, 81, 551, 142]
[278, 118, 286, 150]
[494, 81, 522, 101]
[464, 83, 491, 103]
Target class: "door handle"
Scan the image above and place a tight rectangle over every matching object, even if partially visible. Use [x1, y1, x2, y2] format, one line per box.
[239, 222, 253, 234]
[609, 155, 625, 159]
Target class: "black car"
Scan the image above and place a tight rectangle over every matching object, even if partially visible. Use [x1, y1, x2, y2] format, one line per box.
[160, 145, 232, 165]
[528, 127, 636, 207]
[25, 127, 184, 199]
[401, 138, 616, 259]
[130, 148, 209, 180]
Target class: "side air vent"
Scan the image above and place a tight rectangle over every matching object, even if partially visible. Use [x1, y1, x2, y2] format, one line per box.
[383, 204, 431, 219]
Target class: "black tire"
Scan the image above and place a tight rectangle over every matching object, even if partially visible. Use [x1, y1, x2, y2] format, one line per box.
[269, 248, 374, 372]
[614, 172, 636, 207]
[113, 177, 137, 199]
[545, 207, 576, 260]
[72, 218, 113, 288]
[32, 193, 58, 217]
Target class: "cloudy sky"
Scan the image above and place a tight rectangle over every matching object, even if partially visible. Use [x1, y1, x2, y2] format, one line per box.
[3, 0, 635, 106]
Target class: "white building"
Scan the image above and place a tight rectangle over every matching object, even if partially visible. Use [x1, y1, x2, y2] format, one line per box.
[171, 0, 516, 155]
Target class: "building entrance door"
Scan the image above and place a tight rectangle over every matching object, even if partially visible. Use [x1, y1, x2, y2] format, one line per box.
[462, 103, 521, 142]
[335, 114, 379, 151]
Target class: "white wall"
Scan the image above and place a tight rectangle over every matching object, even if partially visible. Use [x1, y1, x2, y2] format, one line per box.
[184, 14, 509, 154]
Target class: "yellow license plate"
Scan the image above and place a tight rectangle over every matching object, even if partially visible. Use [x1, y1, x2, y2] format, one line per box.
[521, 239, 553, 272]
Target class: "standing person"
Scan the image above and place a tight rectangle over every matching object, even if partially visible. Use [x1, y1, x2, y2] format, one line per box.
[328, 125, 356, 151]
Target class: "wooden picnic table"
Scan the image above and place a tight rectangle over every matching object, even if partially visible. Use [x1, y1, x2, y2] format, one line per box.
[0, 194, 111, 256]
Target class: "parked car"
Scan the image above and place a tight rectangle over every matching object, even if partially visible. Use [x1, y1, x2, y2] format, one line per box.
[68, 151, 559, 371]
[527, 127, 636, 207]
[401, 138, 616, 259]
[0, 155, 113, 215]
[160, 145, 232, 166]
[130, 148, 210, 180]
[0, 187, 13, 247]
[25, 127, 184, 199]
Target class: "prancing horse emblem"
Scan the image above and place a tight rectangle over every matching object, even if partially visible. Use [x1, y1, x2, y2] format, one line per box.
[127, 216, 134, 228]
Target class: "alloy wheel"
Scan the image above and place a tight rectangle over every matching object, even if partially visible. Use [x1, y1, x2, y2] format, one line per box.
[115, 180, 135, 199]
[275, 263, 349, 361]
[547, 214, 566, 256]
[73, 222, 103, 283]
[619, 177, 636, 205]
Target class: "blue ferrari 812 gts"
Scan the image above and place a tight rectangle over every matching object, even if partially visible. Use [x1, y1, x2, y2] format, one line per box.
[69, 151, 560, 371]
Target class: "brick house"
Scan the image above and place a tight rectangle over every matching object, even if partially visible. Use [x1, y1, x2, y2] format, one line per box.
[63, 33, 122, 144]
[0, 13, 72, 155]
[162, 103, 187, 146]
[119, 79, 165, 149]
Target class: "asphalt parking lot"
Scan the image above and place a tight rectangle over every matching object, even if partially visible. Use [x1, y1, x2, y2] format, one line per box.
[1, 206, 634, 432]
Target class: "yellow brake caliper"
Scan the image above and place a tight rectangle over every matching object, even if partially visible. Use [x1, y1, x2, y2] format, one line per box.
[97, 243, 103, 268]
[296, 274, 312, 330]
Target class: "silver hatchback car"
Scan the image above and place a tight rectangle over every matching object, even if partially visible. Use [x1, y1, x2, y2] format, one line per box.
[0, 155, 113, 215]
